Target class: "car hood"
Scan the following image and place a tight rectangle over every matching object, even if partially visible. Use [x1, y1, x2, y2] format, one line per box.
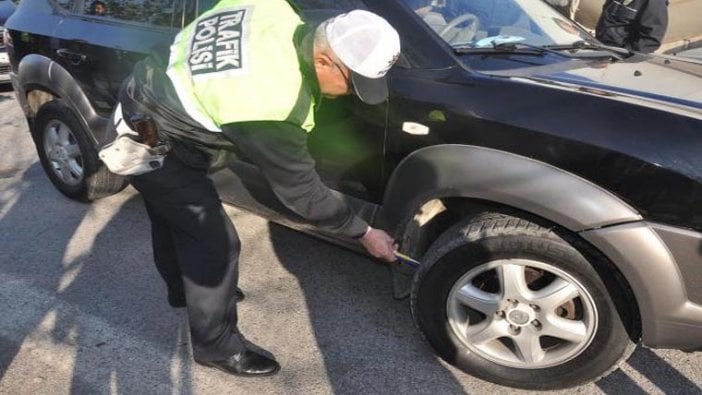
[487, 53, 702, 116]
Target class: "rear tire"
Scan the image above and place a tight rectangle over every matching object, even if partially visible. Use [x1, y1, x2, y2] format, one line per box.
[32, 100, 127, 201]
[411, 213, 635, 390]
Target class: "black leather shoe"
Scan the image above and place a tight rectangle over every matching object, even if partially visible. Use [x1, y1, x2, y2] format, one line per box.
[168, 288, 245, 308]
[167, 291, 187, 308]
[196, 350, 280, 377]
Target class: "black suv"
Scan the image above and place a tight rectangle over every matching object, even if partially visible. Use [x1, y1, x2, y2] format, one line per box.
[5, 0, 702, 390]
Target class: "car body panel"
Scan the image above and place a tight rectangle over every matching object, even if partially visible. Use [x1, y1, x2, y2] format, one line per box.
[386, 60, 702, 232]
[652, 223, 702, 305]
[484, 54, 702, 113]
[51, 14, 174, 115]
[581, 222, 702, 348]
[382, 144, 642, 234]
[13, 54, 109, 145]
[676, 46, 702, 62]
[211, 95, 388, 236]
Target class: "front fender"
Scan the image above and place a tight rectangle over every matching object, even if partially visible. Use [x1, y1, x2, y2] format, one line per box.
[382, 144, 642, 234]
[15, 54, 109, 145]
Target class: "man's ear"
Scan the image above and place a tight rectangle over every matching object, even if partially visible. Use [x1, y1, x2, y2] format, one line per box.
[314, 52, 334, 70]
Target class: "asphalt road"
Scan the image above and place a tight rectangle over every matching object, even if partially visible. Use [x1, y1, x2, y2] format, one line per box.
[1, 88, 701, 395]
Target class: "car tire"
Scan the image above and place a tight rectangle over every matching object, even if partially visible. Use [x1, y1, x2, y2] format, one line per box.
[410, 213, 636, 390]
[32, 100, 127, 201]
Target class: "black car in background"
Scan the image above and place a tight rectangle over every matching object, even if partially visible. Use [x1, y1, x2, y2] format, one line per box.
[5, 0, 702, 389]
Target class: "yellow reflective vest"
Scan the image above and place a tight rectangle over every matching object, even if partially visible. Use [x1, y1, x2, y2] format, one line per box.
[166, 0, 317, 132]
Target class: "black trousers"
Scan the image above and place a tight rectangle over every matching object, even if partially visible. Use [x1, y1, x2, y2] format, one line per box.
[130, 153, 245, 361]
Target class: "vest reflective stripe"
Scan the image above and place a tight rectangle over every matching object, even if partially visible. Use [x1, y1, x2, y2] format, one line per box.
[167, 0, 316, 132]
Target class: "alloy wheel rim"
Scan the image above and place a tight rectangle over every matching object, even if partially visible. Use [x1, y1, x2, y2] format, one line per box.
[43, 120, 83, 186]
[447, 258, 598, 369]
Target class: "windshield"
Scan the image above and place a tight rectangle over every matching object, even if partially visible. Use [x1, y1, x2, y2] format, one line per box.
[403, 0, 590, 49]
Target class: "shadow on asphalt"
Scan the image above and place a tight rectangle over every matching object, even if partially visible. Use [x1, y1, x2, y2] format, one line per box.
[268, 222, 469, 394]
[0, 164, 190, 392]
[596, 347, 702, 394]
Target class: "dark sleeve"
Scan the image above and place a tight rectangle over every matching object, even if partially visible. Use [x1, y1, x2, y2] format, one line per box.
[220, 121, 369, 239]
[633, 0, 668, 53]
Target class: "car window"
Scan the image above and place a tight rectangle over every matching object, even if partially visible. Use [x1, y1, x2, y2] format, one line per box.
[54, 0, 75, 11]
[401, 0, 589, 48]
[84, 0, 184, 28]
[184, 0, 222, 25]
[84, 0, 106, 15]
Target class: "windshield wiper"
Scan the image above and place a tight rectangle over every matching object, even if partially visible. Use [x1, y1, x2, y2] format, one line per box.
[542, 40, 629, 59]
[494, 41, 574, 57]
[455, 40, 627, 60]
[454, 41, 573, 58]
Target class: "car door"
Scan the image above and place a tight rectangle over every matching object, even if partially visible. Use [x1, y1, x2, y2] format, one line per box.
[212, 0, 388, 235]
[50, 0, 183, 116]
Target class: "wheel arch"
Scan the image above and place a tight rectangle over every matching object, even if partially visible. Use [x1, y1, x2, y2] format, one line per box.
[383, 144, 643, 339]
[15, 54, 109, 146]
[382, 144, 642, 238]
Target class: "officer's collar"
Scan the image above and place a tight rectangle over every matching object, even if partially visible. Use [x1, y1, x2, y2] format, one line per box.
[295, 24, 322, 106]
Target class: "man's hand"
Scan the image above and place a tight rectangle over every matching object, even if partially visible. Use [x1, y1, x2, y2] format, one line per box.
[359, 227, 397, 262]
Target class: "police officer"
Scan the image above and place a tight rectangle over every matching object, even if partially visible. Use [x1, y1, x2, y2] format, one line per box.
[117, 2, 401, 377]
[595, 0, 668, 53]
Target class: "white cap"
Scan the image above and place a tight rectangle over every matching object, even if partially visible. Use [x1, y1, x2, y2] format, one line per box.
[325, 10, 401, 105]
